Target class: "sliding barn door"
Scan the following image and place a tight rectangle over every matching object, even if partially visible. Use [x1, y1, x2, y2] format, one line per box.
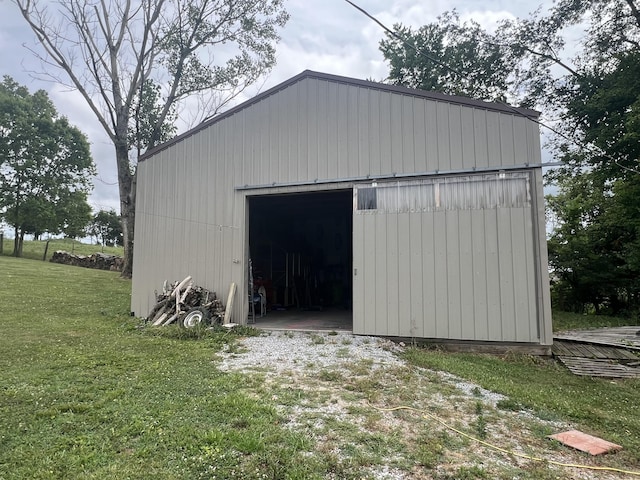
[352, 173, 540, 342]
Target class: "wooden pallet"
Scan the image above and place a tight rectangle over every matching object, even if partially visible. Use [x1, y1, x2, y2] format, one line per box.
[554, 326, 640, 351]
[556, 356, 640, 378]
[552, 340, 638, 360]
[552, 338, 640, 378]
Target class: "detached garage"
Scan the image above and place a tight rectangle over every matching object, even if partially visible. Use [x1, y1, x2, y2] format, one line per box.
[132, 70, 553, 349]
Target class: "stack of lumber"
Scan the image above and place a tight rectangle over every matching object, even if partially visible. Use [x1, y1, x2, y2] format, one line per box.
[50, 250, 123, 271]
[147, 276, 225, 327]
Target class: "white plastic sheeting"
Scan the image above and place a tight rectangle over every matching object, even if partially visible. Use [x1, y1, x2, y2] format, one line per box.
[355, 172, 530, 214]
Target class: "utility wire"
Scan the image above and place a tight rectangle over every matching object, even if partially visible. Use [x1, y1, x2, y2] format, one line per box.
[344, 0, 466, 80]
[372, 404, 640, 477]
[344, 0, 640, 175]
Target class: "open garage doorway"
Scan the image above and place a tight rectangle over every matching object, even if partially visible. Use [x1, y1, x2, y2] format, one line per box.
[247, 189, 353, 331]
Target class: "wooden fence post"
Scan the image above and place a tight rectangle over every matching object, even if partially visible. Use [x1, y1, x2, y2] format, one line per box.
[0, 233, 3, 255]
[42, 239, 51, 261]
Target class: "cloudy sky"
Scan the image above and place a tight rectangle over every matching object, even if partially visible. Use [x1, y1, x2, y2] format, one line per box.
[0, 0, 553, 214]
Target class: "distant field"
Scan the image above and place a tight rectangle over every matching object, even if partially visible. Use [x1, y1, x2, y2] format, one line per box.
[0, 237, 124, 261]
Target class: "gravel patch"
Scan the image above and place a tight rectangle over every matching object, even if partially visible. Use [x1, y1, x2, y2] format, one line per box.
[436, 370, 507, 407]
[217, 331, 404, 374]
[215, 330, 621, 480]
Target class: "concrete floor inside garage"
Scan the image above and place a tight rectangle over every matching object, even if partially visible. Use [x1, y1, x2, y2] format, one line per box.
[248, 308, 352, 332]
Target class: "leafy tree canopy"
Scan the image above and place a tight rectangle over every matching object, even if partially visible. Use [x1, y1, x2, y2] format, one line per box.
[380, 11, 513, 102]
[89, 209, 123, 247]
[0, 75, 94, 256]
[58, 190, 93, 240]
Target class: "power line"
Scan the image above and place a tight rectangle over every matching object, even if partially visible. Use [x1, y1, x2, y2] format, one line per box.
[344, 0, 640, 175]
[344, 0, 466, 80]
[94, 175, 119, 186]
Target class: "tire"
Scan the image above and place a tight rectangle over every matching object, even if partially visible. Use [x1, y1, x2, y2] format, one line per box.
[181, 307, 210, 328]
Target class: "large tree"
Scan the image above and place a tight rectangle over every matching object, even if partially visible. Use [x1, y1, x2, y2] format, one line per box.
[545, 46, 640, 313]
[379, 0, 640, 313]
[536, 2, 640, 313]
[0, 76, 94, 256]
[16, 0, 289, 277]
[89, 209, 123, 247]
[379, 11, 514, 103]
[57, 190, 93, 240]
[386, 1, 640, 146]
[547, 172, 640, 314]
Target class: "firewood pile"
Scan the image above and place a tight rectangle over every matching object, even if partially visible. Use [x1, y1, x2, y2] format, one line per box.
[148, 276, 225, 328]
[50, 250, 123, 271]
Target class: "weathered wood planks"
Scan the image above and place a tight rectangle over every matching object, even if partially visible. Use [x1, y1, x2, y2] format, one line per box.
[555, 356, 640, 378]
[554, 326, 640, 351]
[552, 341, 638, 360]
[552, 334, 640, 378]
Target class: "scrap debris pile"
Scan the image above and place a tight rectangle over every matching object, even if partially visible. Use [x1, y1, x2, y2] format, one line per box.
[148, 276, 225, 328]
[50, 250, 123, 271]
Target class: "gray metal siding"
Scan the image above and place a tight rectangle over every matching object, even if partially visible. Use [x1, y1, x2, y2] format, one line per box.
[533, 168, 553, 344]
[226, 78, 541, 188]
[132, 75, 550, 345]
[352, 184, 540, 342]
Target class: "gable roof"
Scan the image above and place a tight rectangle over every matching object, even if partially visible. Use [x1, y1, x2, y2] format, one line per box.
[141, 70, 540, 161]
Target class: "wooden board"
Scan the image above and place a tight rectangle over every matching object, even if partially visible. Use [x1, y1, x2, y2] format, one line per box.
[223, 282, 236, 325]
[552, 340, 638, 361]
[556, 356, 640, 378]
[549, 430, 622, 455]
[554, 326, 640, 351]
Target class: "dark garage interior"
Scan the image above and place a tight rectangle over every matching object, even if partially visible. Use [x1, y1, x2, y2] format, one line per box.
[248, 190, 353, 329]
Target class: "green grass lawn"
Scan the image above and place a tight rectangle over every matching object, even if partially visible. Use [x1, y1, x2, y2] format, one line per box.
[0, 238, 124, 262]
[403, 308, 640, 469]
[0, 257, 314, 479]
[403, 349, 640, 468]
[552, 309, 640, 331]
[2, 255, 639, 478]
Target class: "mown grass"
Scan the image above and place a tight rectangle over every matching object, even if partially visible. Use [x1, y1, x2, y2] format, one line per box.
[402, 348, 640, 468]
[552, 309, 640, 331]
[0, 238, 123, 261]
[3, 255, 640, 478]
[0, 257, 321, 479]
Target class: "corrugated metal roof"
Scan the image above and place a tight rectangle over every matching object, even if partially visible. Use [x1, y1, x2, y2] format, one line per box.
[140, 70, 541, 161]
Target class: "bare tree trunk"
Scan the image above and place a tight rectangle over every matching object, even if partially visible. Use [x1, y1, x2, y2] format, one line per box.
[18, 230, 25, 257]
[13, 227, 19, 257]
[16, 0, 288, 280]
[115, 140, 135, 279]
[120, 183, 136, 278]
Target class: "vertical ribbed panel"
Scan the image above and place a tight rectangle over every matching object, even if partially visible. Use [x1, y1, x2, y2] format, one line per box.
[352, 188, 539, 342]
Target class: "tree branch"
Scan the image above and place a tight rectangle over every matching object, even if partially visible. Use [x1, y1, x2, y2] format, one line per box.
[624, 0, 640, 29]
[16, 0, 116, 142]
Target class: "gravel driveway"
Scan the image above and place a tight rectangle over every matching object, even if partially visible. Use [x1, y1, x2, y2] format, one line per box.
[216, 331, 626, 480]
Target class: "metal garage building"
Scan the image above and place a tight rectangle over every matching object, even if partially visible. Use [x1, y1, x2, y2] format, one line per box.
[132, 70, 553, 348]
